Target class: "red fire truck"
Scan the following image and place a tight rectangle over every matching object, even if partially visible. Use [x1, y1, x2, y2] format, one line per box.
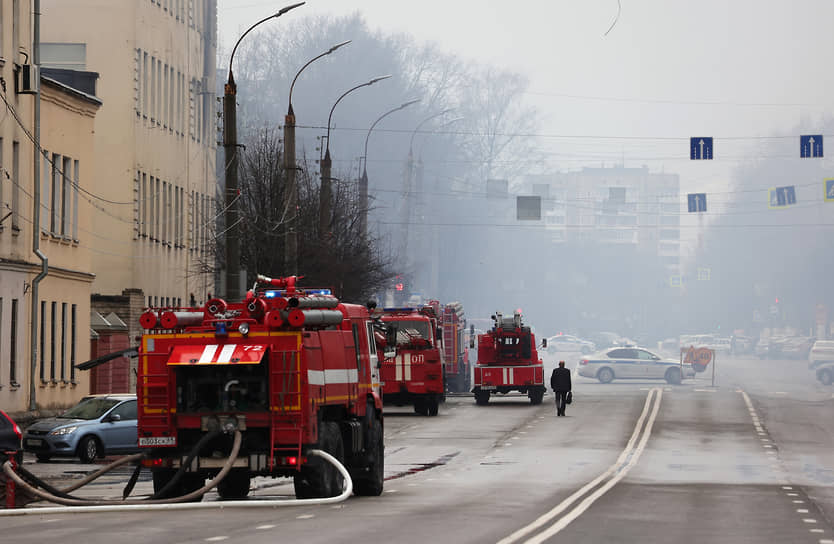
[441, 302, 470, 392]
[136, 275, 389, 500]
[472, 310, 546, 405]
[377, 306, 445, 416]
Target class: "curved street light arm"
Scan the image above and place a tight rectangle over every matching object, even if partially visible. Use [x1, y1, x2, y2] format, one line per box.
[409, 107, 454, 150]
[228, 2, 305, 84]
[288, 40, 351, 115]
[326, 75, 392, 154]
[363, 98, 420, 174]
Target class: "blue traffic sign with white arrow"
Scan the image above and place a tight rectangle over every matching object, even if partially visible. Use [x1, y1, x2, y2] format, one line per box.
[688, 193, 707, 212]
[690, 137, 713, 160]
[769, 186, 796, 208]
[825, 179, 834, 202]
[800, 135, 823, 158]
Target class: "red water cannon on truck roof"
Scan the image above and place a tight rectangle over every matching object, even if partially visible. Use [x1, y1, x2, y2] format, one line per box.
[471, 310, 546, 406]
[136, 274, 392, 500]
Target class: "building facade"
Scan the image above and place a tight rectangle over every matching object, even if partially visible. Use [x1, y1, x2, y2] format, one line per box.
[0, 0, 102, 415]
[528, 165, 682, 278]
[41, 0, 218, 311]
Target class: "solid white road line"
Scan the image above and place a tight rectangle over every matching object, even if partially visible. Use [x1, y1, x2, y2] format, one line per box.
[496, 388, 662, 544]
[525, 389, 663, 544]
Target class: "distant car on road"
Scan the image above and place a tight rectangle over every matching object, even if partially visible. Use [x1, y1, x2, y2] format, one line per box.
[23, 394, 139, 463]
[578, 347, 696, 385]
[546, 334, 596, 354]
[808, 340, 834, 385]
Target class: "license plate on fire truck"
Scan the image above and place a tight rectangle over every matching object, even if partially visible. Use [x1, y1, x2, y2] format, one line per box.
[481, 385, 497, 390]
[139, 436, 176, 446]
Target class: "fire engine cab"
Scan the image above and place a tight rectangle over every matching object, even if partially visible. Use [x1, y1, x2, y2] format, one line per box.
[376, 306, 445, 416]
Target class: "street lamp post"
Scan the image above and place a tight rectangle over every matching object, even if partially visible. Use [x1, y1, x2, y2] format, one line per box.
[359, 98, 420, 236]
[320, 75, 391, 237]
[284, 40, 350, 275]
[223, 2, 303, 302]
[400, 109, 453, 256]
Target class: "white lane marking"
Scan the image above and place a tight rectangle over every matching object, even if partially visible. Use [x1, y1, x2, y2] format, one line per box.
[385, 489, 398, 493]
[810, 529, 825, 533]
[792, 500, 804, 504]
[787, 493, 800, 496]
[256, 525, 276, 530]
[797, 509, 810, 513]
[205, 538, 228, 542]
[818, 538, 833, 544]
[769, 391, 788, 395]
[763, 445, 773, 448]
[498, 388, 662, 544]
[803, 519, 818, 523]
[296, 514, 315, 519]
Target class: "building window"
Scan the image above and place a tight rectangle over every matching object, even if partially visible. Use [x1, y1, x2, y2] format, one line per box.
[12, 0, 19, 64]
[39, 300, 45, 382]
[135, 48, 141, 115]
[62, 156, 72, 237]
[150, 56, 156, 122]
[10, 298, 18, 386]
[11, 140, 19, 230]
[61, 302, 67, 382]
[162, 180, 168, 244]
[50, 301, 57, 382]
[50, 153, 61, 233]
[73, 160, 79, 241]
[143, 52, 149, 118]
[0, 298, 3, 384]
[0, 138, 3, 229]
[39, 43, 87, 70]
[71, 304, 77, 384]
[41, 150, 50, 231]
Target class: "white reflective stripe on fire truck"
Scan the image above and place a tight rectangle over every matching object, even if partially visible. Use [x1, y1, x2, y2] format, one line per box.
[217, 344, 237, 363]
[503, 367, 508, 384]
[307, 370, 325, 385]
[308, 369, 360, 385]
[395, 355, 402, 381]
[510, 367, 514, 384]
[199, 345, 219, 363]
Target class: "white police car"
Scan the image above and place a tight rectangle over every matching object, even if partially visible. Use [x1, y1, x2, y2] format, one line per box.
[578, 347, 695, 385]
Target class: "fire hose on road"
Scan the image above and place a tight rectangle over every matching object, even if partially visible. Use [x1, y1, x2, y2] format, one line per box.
[0, 429, 353, 515]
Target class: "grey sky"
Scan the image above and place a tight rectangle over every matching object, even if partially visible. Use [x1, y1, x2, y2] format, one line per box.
[218, 0, 834, 249]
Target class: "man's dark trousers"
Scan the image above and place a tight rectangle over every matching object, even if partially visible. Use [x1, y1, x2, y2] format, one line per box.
[554, 391, 568, 416]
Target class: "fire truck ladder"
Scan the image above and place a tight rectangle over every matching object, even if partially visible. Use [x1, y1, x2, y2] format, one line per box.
[269, 350, 303, 470]
[140, 366, 171, 434]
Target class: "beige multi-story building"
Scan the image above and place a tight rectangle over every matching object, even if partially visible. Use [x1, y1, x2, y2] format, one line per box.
[41, 0, 218, 314]
[1, 0, 101, 414]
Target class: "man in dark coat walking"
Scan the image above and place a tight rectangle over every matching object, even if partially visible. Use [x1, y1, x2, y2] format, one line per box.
[550, 360, 572, 416]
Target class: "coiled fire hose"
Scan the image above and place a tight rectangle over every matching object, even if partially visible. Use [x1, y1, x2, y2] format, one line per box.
[0, 441, 352, 514]
[2, 430, 242, 506]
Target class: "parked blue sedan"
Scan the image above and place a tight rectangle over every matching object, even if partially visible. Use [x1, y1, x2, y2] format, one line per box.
[578, 347, 695, 385]
[22, 394, 139, 463]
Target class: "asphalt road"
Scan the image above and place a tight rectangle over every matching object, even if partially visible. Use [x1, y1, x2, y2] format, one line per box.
[2, 354, 832, 544]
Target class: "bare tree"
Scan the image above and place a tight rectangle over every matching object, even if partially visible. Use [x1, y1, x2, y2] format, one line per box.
[235, 128, 394, 302]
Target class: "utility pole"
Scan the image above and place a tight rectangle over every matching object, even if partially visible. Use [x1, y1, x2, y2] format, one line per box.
[223, 3, 304, 300]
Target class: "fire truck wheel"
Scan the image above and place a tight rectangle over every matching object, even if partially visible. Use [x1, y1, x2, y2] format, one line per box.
[427, 397, 439, 416]
[413, 399, 428, 416]
[152, 469, 205, 501]
[354, 413, 384, 496]
[78, 436, 101, 463]
[474, 390, 490, 406]
[294, 421, 344, 499]
[217, 469, 251, 499]
[529, 388, 544, 405]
